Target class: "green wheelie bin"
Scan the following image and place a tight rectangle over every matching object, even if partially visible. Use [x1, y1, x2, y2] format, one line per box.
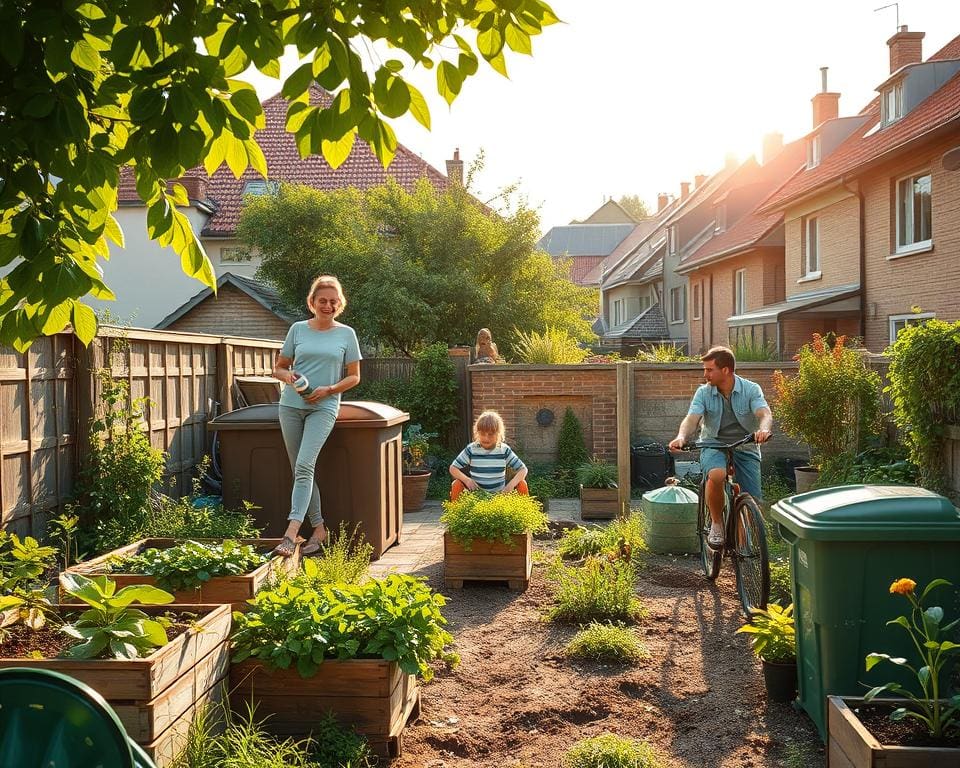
[771, 484, 960, 741]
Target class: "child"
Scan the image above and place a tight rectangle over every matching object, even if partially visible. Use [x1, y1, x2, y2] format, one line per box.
[474, 328, 500, 363]
[449, 410, 528, 500]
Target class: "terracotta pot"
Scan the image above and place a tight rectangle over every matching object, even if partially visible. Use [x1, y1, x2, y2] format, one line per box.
[794, 466, 819, 493]
[761, 658, 797, 703]
[402, 470, 432, 512]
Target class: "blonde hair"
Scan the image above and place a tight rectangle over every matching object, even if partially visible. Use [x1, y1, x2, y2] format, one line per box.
[475, 328, 497, 359]
[473, 410, 505, 444]
[307, 275, 347, 318]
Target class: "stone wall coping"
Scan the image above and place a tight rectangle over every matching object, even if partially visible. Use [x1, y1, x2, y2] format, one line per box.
[468, 361, 807, 372]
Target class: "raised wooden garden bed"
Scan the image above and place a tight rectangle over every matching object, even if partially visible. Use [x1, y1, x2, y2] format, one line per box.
[828, 695, 960, 767]
[0, 603, 231, 767]
[580, 486, 619, 520]
[443, 532, 532, 590]
[62, 538, 300, 610]
[230, 658, 420, 758]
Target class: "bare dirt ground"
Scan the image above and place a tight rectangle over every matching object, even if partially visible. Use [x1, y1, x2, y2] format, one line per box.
[394, 544, 825, 768]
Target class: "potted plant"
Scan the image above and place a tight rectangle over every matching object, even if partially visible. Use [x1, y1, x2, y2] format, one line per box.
[828, 577, 960, 766]
[402, 424, 436, 512]
[440, 490, 549, 590]
[736, 602, 797, 703]
[576, 457, 619, 520]
[229, 572, 457, 758]
[772, 334, 882, 492]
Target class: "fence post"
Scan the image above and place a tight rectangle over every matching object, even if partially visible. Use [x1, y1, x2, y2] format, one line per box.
[447, 347, 472, 446]
[616, 361, 632, 517]
[74, 334, 101, 474]
[217, 342, 235, 414]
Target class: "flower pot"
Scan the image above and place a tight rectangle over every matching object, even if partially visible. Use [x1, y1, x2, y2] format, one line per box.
[579, 486, 619, 520]
[402, 470, 432, 512]
[761, 658, 798, 703]
[794, 465, 819, 493]
[828, 695, 960, 767]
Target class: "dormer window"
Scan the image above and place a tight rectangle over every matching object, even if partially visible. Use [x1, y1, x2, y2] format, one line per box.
[806, 134, 822, 169]
[242, 180, 280, 196]
[882, 81, 904, 125]
[667, 225, 678, 256]
[714, 205, 727, 233]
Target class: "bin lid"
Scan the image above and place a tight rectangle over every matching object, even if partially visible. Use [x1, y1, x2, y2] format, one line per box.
[208, 401, 409, 430]
[641, 485, 698, 504]
[208, 403, 280, 430]
[771, 485, 960, 541]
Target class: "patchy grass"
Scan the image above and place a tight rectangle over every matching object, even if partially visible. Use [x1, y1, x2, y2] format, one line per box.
[564, 622, 649, 664]
[564, 734, 665, 768]
[548, 556, 643, 624]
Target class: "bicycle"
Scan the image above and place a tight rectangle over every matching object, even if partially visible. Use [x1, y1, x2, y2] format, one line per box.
[682, 433, 770, 617]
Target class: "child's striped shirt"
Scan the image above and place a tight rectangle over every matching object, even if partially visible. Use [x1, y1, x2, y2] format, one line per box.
[451, 442, 526, 492]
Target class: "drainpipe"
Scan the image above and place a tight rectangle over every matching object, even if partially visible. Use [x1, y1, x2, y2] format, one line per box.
[841, 178, 866, 341]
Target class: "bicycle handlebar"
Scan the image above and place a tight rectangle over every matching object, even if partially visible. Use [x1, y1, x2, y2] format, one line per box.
[679, 433, 765, 452]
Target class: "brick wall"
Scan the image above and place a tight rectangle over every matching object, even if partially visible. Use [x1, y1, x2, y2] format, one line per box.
[167, 285, 292, 340]
[781, 316, 861, 357]
[785, 195, 861, 295]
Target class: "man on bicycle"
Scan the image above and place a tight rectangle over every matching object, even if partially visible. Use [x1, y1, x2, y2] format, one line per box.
[668, 346, 773, 549]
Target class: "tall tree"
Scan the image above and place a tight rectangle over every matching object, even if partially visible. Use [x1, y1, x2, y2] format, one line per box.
[0, 1, 559, 350]
[242, 180, 596, 355]
[618, 194, 650, 220]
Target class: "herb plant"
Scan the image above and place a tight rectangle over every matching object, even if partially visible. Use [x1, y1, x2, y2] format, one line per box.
[564, 734, 664, 768]
[116, 540, 268, 592]
[59, 573, 174, 659]
[441, 490, 548, 547]
[736, 603, 796, 663]
[547, 556, 643, 624]
[512, 326, 588, 364]
[231, 573, 459, 680]
[0, 532, 59, 638]
[47, 513, 81, 568]
[565, 622, 649, 664]
[290, 523, 372, 587]
[402, 423, 436, 473]
[576, 457, 618, 489]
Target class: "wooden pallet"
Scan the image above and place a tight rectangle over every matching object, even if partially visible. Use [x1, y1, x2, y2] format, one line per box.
[443, 532, 532, 591]
[443, 575, 530, 591]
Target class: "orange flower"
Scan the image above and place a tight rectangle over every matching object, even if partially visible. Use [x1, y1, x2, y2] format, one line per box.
[889, 578, 917, 596]
[833, 335, 847, 360]
[811, 333, 825, 355]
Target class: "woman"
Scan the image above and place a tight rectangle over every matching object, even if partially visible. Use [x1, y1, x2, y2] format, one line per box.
[271, 275, 361, 556]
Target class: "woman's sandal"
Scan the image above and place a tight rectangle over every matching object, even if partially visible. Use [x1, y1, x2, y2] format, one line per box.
[300, 532, 328, 556]
[272, 535, 297, 558]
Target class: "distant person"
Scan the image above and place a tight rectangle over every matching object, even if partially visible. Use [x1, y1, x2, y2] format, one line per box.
[449, 410, 528, 500]
[474, 328, 500, 363]
[667, 346, 773, 548]
[271, 275, 361, 556]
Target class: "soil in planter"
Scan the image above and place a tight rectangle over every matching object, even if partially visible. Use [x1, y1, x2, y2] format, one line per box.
[853, 702, 960, 749]
[0, 615, 195, 659]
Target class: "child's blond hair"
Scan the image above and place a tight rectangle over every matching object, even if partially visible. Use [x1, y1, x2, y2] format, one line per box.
[473, 410, 505, 444]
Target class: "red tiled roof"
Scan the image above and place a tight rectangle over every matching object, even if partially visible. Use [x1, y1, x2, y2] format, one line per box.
[761, 34, 960, 212]
[569, 255, 605, 285]
[119, 85, 451, 236]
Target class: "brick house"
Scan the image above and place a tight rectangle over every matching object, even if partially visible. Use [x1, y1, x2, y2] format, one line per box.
[757, 29, 960, 353]
[536, 221, 637, 287]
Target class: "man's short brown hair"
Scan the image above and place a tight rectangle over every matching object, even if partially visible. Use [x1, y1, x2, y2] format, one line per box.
[701, 345, 736, 372]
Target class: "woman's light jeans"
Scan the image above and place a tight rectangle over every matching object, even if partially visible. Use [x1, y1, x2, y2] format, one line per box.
[278, 405, 336, 525]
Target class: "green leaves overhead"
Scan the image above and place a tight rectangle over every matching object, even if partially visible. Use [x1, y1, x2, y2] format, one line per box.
[2, 0, 558, 350]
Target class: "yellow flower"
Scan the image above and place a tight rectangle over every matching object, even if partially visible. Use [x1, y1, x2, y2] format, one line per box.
[890, 578, 917, 596]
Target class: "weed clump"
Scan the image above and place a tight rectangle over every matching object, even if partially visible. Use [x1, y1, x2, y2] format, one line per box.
[564, 734, 664, 768]
[548, 556, 643, 624]
[565, 622, 649, 664]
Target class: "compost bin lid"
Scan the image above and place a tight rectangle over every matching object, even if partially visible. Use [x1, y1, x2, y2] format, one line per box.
[208, 403, 280, 429]
[208, 401, 409, 430]
[771, 485, 960, 541]
[641, 485, 699, 504]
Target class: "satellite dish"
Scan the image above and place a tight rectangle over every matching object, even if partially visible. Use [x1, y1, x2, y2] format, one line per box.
[943, 147, 960, 171]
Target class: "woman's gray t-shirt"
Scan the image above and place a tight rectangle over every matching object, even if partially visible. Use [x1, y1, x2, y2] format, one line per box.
[279, 321, 362, 412]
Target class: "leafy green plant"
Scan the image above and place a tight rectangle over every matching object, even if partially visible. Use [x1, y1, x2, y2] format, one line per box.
[441, 490, 548, 547]
[58, 573, 174, 659]
[730, 336, 780, 362]
[576, 457, 618, 489]
[47, 513, 81, 568]
[864, 577, 960, 738]
[769, 559, 792, 606]
[408, 343, 460, 438]
[886, 318, 960, 492]
[115, 540, 268, 592]
[310, 711, 378, 768]
[819, 445, 919, 489]
[526, 473, 560, 501]
[402, 423, 437, 472]
[564, 734, 664, 768]
[555, 407, 589, 496]
[558, 526, 611, 559]
[547, 556, 642, 624]
[564, 622, 649, 664]
[557, 516, 646, 564]
[512, 326, 588, 364]
[634, 344, 696, 363]
[141, 496, 263, 540]
[231, 573, 458, 680]
[290, 523, 372, 586]
[773, 334, 882, 469]
[736, 603, 796, 663]
[0, 531, 59, 639]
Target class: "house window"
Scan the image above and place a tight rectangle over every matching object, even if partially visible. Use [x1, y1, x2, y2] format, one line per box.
[895, 172, 932, 253]
[733, 269, 746, 316]
[639, 295, 650, 313]
[882, 82, 904, 125]
[692, 282, 702, 320]
[667, 225, 678, 257]
[220, 247, 252, 263]
[714, 205, 727, 233]
[806, 134, 821, 169]
[670, 286, 686, 323]
[613, 299, 624, 326]
[803, 216, 820, 275]
[242, 180, 280, 196]
[889, 312, 935, 344]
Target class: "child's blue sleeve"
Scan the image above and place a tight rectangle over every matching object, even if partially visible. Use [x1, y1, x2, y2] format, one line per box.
[451, 445, 472, 469]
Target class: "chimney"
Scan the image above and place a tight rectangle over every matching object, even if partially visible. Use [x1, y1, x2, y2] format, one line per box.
[887, 25, 924, 73]
[657, 193, 669, 212]
[169, 173, 209, 203]
[694, 174, 707, 188]
[762, 131, 784, 164]
[811, 66, 840, 127]
[680, 182, 690, 202]
[445, 148, 464, 185]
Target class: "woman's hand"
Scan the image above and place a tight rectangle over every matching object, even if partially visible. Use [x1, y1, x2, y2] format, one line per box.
[304, 385, 332, 403]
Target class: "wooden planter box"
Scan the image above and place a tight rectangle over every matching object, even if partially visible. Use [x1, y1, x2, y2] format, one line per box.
[580, 486, 619, 520]
[230, 658, 420, 758]
[443, 531, 532, 590]
[63, 538, 300, 610]
[0, 603, 231, 767]
[828, 695, 960, 767]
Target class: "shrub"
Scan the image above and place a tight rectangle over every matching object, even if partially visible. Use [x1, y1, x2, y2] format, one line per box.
[730, 336, 780, 362]
[769, 559, 792, 606]
[818, 445, 919, 488]
[555, 407, 588, 496]
[576, 457, 618, 489]
[310, 711, 377, 768]
[634, 343, 695, 363]
[441, 490, 548, 547]
[564, 622, 649, 663]
[548, 556, 643, 623]
[564, 734, 663, 768]
[407, 342, 459, 438]
[557, 516, 646, 563]
[558, 526, 611, 559]
[350, 376, 411, 412]
[773, 334, 882, 468]
[513, 326, 587, 364]
[290, 523, 372, 586]
[526, 473, 559, 501]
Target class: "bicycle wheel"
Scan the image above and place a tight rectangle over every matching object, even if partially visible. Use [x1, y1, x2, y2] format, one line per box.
[732, 494, 770, 616]
[697, 480, 722, 580]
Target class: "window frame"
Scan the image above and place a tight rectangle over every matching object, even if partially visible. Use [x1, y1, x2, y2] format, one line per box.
[882, 81, 904, 125]
[692, 281, 702, 320]
[733, 269, 746, 316]
[803, 216, 821, 277]
[638, 295, 650, 313]
[889, 312, 935, 344]
[613, 298, 624, 327]
[220, 246, 252, 264]
[667, 225, 678, 257]
[669, 285, 686, 324]
[806, 134, 822, 170]
[894, 171, 932, 255]
[714, 205, 727, 234]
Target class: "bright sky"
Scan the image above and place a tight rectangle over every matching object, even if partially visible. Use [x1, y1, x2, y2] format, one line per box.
[248, 0, 959, 232]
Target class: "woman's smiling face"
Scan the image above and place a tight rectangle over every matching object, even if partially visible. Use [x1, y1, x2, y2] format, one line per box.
[310, 286, 341, 318]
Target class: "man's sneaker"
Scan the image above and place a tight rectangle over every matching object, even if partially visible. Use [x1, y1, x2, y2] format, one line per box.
[707, 526, 724, 548]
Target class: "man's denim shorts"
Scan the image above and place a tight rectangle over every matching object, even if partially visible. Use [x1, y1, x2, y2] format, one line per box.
[699, 447, 762, 500]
